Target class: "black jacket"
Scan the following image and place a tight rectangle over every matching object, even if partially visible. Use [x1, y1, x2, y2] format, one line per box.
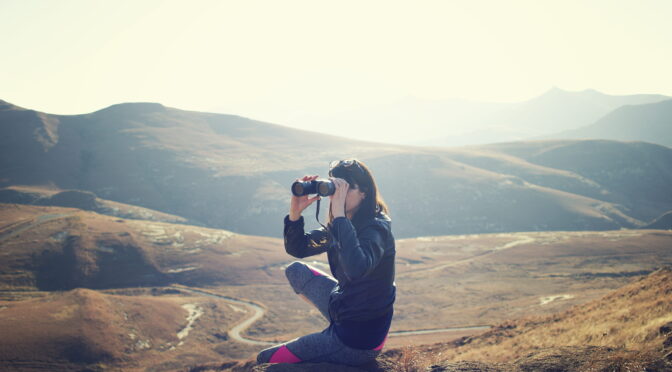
[283, 213, 396, 323]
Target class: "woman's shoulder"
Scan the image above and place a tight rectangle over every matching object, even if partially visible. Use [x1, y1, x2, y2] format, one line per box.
[370, 213, 394, 247]
[360, 212, 391, 233]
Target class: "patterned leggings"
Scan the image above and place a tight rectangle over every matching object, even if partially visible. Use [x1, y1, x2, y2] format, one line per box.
[256, 261, 384, 365]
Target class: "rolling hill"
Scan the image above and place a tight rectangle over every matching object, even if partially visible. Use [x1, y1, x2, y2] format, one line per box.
[0, 204, 288, 291]
[422, 267, 672, 371]
[544, 99, 672, 148]
[1, 99, 671, 238]
[423, 87, 670, 146]
[465, 140, 672, 222]
[0, 287, 257, 371]
[0, 288, 185, 369]
[0, 185, 190, 224]
[289, 88, 671, 146]
[493, 87, 670, 136]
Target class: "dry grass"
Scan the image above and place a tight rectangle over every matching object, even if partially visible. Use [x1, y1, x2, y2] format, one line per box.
[414, 268, 672, 367]
[388, 346, 426, 372]
[2, 204, 672, 370]
[0, 204, 290, 292]
[0, 287, 254, 370]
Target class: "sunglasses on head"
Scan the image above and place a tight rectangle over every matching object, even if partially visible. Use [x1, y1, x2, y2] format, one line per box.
[329, 159, 363, 176]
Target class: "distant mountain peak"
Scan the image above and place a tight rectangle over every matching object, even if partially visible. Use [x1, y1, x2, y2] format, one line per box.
[94, 102, 166, 116]
[533, 86, 578, 102]
[540, 86, 605, 98]
[545, 86, 571, 95]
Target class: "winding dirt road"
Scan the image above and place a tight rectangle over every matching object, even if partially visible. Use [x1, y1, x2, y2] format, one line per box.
[173, 286, 275, 346]
[173, 286, 490, 347]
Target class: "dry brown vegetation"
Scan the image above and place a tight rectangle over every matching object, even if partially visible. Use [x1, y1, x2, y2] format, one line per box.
[246, 228, 672, 343]
[2, 204, 672, 370]
[244, 270, 672, 371]
[397, 267, 672, 371]
[0, 185, 190, 224]
[0, 286, 260, 371]
[0, 204, 288, 292]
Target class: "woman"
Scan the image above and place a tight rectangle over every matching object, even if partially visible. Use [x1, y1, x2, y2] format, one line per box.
[257, 159, 396, 366]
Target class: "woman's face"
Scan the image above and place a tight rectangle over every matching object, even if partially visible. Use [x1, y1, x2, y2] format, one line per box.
[345, 183, 366, 217]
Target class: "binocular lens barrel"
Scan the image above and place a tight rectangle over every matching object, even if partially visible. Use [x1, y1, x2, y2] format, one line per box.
[291, 180, 336, 197]
[318, 182, 332, 196]
[291, 182, 307, 196]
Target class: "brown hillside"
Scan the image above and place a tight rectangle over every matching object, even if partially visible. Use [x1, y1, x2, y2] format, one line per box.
[0, 185, 189, 224]
[241, 269, 672, 372]
[0, 204, 288, 291]
[430, 267, 672, 364]
[2, 203, 672, 349]
[0, 287, 254, 371]
[484, 140, 672, 222]
[546, 98, 672, 148]
[0, 288, 184, 370]
[199, 228, 672, 354]
[2, 204, 672, 370]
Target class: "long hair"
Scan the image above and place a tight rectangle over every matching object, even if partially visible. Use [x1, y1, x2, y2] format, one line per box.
[327, 159, 389, 229]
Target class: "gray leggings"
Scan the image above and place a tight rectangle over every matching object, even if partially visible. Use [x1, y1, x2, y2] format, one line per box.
[256, 261, 382, 365]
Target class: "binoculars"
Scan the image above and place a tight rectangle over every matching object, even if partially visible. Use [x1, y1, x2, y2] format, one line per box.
[291, 179, 336, 197]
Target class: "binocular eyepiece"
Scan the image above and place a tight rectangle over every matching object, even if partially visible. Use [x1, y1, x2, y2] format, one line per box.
[291, 179, 336, 197]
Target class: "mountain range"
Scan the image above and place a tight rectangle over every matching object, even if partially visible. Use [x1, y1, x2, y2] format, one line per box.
[286, 87, 671, 146]
[1, 96, 671, 238]
[543, 98, 672, 147]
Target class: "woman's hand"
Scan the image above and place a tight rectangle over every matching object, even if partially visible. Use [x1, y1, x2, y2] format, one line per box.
[289, 175, 321, 221]
[329, 177, 349, 218]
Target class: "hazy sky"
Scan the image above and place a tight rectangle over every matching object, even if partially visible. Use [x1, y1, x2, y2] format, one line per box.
[2, 0, 671, 133]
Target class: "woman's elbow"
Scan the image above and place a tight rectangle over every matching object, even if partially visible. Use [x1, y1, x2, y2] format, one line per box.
[284, 246, 306, 259]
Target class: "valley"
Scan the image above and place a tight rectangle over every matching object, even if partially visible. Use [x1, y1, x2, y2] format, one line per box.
[1, 204, 670, 370]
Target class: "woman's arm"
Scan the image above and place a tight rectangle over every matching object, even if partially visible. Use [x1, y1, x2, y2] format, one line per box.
[284, 174, 329, 258]
[330, 217, 387, 280]
[284, 215, 331, 258]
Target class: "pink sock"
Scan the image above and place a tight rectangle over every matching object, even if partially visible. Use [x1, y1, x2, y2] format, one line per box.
[269, 345, 302, 363]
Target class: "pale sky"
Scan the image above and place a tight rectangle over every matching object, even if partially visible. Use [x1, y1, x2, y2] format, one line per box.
[2, 0, 671, 136]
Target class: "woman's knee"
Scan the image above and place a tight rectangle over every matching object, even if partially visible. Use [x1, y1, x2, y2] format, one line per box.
[285, 261, 312, 293]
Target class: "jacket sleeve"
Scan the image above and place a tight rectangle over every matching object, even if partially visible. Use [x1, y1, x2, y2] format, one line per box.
[331, 217, 386, 281]
[283, 214, 330, 258]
